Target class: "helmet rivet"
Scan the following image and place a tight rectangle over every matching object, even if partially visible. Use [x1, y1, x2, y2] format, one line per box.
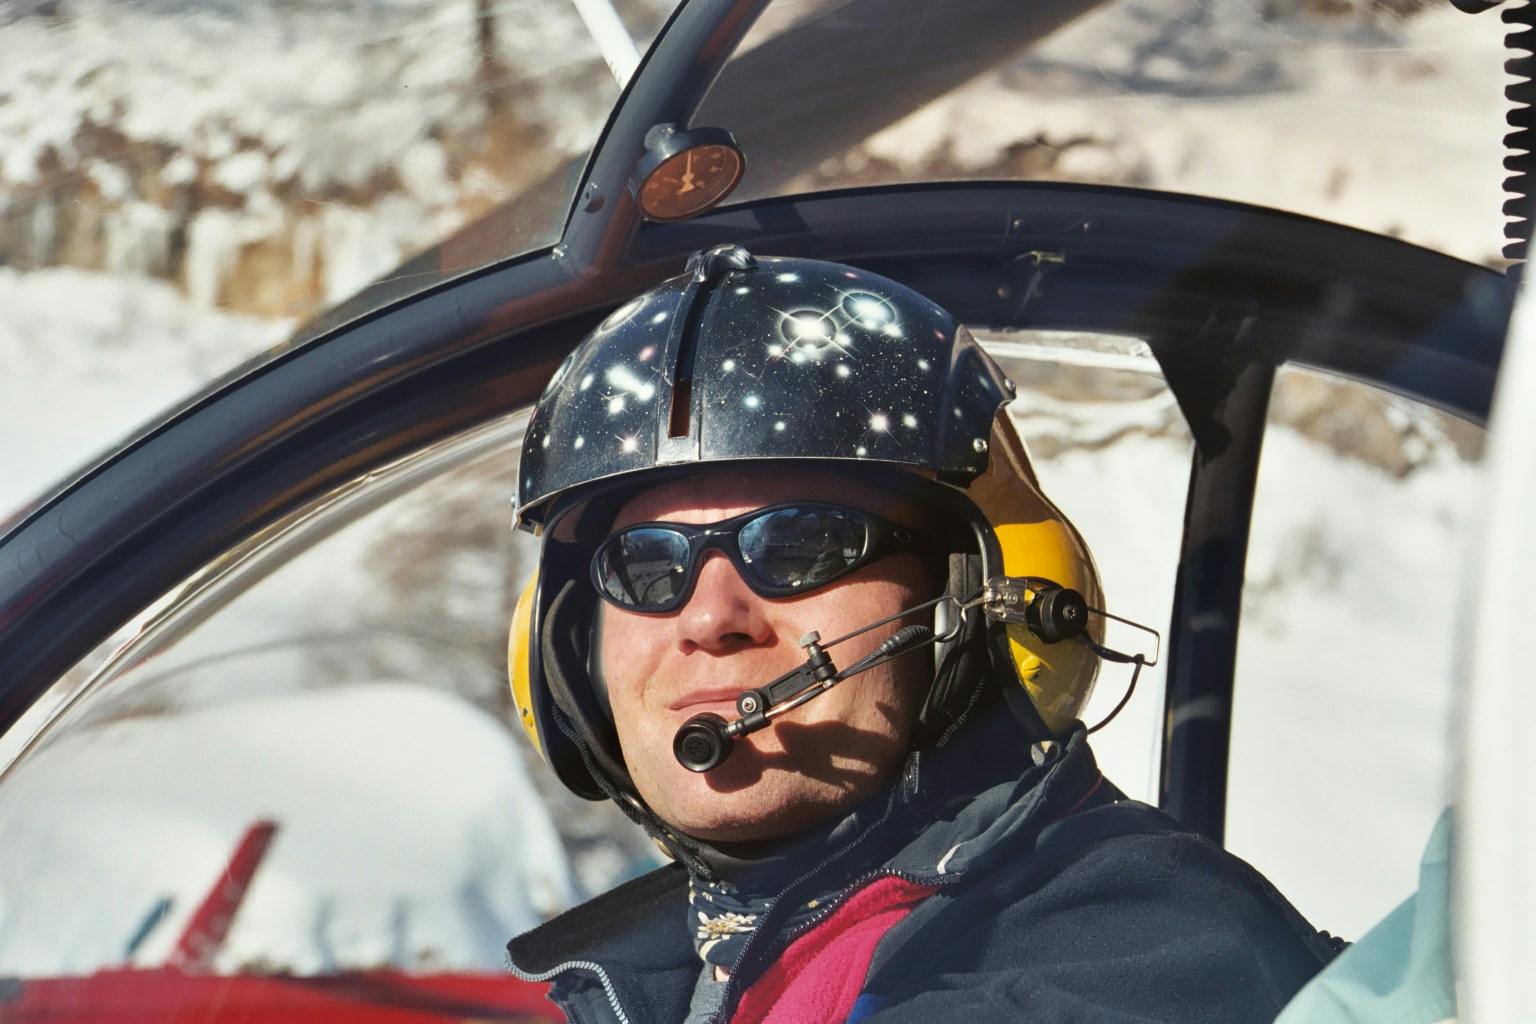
[1004, 378, 1017, 394]
[740, 694, 760, 714]
[972, 437, 989, 454]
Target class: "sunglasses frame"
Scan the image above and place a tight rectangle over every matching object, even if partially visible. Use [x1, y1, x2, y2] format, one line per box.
[590, 501, 924, 614]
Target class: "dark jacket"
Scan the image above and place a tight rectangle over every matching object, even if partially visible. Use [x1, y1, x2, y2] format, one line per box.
[508, 714, 1338, 1023]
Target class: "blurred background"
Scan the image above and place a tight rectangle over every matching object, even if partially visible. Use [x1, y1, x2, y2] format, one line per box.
[0, 0, 1510, 981]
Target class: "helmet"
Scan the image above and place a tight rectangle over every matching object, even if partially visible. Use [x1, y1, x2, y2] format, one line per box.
[508, 246, 1102, 799]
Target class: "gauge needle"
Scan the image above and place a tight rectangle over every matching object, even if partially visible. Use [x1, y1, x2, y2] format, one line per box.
[678, 151, 696, 195]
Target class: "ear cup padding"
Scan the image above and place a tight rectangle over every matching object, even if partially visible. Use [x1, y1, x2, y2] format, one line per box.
[541, 577, 633, 799]
[917, 552, 1000, 746]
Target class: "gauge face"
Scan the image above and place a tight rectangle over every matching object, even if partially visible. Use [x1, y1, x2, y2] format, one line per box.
[638, 143, 745, 222]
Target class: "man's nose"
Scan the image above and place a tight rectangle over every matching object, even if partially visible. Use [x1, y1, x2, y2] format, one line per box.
[676, 551, 774, 654]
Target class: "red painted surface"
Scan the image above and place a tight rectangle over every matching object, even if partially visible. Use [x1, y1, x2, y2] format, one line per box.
[0, 967, 562, 1023]
[1, 812, 564, 1022]
[169, 821, 279, 972]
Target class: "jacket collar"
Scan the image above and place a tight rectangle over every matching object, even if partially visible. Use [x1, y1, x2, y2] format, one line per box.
[508, 709, 1108, 982]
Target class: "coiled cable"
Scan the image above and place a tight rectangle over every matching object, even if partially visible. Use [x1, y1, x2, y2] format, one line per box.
[1501, 0, 1536, 264]
[1451, 0, 1534, 267]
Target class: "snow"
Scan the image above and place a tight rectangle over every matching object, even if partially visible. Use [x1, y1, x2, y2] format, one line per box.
[1226, 422, 1471, 937]
[861, 1, 1508, 265]
[0, 1, 603, 191]
[0, 682, 575, 975]
[0, 267, 289, 517]
[1022, 416, 1189, 804]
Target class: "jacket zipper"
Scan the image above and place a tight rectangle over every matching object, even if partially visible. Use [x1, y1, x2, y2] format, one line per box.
[780, 866, 954, 947]
[704, 775, 959, 1024]
[507, 953, 633, 1024]
[708, 866, 960, 1024]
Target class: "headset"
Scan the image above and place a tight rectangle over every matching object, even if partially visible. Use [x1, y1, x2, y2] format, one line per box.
[672, 576, 1160, 772]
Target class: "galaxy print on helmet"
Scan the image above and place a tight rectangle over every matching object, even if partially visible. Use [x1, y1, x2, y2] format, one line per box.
[515, 249, 1013, 530]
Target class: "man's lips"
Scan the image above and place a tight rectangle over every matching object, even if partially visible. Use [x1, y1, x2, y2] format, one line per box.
[667, 688, 748, 712]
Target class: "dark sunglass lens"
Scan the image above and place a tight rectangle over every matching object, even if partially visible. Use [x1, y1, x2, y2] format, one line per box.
[738, 507, 868, 591]
[596, 528, 691, 608]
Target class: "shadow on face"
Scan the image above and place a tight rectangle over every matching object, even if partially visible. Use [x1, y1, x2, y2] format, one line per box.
[696, 699, 912, 793]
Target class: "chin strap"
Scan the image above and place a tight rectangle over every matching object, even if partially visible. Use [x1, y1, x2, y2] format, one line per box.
[548, 702, 720, 880]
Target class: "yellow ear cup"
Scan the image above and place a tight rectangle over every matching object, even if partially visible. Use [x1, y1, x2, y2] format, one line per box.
[967, 412, 1104, 733]
[508, 570, 543, 758]
[994, 520, 1103, 731]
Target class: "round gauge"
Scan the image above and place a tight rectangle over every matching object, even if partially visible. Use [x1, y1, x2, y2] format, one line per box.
[635, 127, 745, 222]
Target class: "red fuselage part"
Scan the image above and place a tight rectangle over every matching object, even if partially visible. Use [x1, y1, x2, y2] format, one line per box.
[0, 967, 562, 1023]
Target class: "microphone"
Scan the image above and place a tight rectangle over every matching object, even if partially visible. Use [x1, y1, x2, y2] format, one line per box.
[669, 577, 1147, 773]
[674, 713, 734, 773]
[672, 624, 934, 773]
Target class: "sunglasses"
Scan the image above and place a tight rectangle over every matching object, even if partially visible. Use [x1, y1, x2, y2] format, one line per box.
[591, 502, 925, 613]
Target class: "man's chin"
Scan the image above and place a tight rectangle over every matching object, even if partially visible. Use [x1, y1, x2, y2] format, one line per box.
[642, 761, 823, 844]
[664, 804, 812, 845]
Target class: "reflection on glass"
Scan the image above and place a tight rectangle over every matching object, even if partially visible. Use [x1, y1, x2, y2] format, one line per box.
[0, 428, 658, 1006]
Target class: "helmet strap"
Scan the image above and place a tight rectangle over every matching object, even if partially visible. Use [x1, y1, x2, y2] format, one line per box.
[915, 551, 990, 746]
[542, 577, 632, 792]
[547, 702, 719, 879]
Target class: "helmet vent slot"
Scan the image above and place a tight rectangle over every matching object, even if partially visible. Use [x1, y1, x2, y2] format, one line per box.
[668, 377, 694, 438]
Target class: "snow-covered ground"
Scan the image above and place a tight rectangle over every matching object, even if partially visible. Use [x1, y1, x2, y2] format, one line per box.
[0, 0, 631, 308]
[0, 267, 290, 516]
[0, 682, 574, 975]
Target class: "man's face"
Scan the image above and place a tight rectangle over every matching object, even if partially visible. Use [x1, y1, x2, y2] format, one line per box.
[595, 471, 937, 843]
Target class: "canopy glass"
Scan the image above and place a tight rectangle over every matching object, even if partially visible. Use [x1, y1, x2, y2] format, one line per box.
[696, 0, 1507, 266]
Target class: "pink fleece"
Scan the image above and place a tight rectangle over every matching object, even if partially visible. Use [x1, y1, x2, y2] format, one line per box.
[731, 875, 937, 1024]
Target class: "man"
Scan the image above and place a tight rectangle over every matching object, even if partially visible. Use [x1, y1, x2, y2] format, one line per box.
[505, 245, 1337, 1022]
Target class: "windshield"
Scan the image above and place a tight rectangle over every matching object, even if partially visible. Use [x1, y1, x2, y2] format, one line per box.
[0, 0, 675, 520]
[696, 0, 1506, 266]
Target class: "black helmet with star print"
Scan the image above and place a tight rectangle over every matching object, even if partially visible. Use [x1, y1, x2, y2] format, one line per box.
[508, 244, 1103, 801]
[514, 245, 1012, 531]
